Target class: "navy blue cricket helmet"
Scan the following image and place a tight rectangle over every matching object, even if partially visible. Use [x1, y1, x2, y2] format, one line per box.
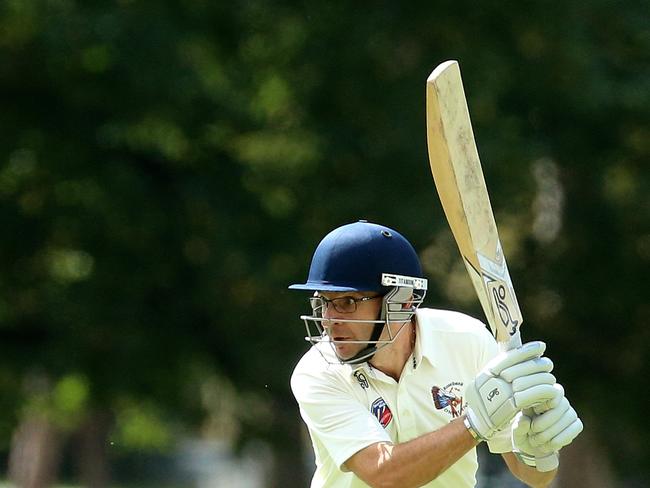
[289, 220, 423, 293]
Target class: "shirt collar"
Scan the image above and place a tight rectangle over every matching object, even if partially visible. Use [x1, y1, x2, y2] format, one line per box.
[347, 308, 436, 381]
[414, 308, 436, 368]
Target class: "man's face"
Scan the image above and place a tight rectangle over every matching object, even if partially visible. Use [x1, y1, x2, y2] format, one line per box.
[316, 291, 383, 361]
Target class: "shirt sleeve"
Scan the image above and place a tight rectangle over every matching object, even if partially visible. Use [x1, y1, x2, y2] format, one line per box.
[291, 364, 391, 470]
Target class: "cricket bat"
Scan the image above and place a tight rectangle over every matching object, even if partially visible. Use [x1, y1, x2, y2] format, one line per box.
[425, 60, 558, 471]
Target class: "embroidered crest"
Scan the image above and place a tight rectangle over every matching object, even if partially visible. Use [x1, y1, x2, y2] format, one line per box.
[370, 397, 393, 428]
[431, 382, 464, 418]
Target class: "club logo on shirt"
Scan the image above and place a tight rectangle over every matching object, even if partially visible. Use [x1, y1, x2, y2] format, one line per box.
[370, 397, 393, 428]
[431, 382, 464, 418]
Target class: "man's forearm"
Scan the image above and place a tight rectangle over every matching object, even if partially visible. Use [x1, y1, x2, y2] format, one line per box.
[346, 416, 477, 488]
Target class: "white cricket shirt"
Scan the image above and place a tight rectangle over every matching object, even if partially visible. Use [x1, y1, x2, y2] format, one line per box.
[290, 308, 513, 488]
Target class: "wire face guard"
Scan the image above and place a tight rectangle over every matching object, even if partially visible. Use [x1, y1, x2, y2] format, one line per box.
[300, 274, 428, 364]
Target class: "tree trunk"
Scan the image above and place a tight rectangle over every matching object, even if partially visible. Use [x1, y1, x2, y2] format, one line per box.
[8, 414, 62, 488]
[270, 406, 311, 488]
[75, 410, 113, 488]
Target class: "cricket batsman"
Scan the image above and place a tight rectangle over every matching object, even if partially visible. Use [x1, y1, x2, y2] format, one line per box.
[289, 221, 582, 487]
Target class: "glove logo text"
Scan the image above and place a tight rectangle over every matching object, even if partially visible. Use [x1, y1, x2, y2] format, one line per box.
[487, 388, 500, 402]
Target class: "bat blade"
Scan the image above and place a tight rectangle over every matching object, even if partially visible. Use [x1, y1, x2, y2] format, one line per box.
[426, 64, 560, 471]
[425, 60, 522, 349]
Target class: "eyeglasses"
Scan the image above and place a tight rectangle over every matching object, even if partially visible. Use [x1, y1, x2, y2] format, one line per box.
[309, 295, 381, 314]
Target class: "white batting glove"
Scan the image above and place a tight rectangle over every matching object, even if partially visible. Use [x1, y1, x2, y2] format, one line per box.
[512, 384, 584, 470]
[465, 341, 559, 441]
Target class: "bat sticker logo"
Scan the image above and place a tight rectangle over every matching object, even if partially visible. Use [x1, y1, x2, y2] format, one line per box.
[466, 248, 523, 341]
[492, 284, 519, 336]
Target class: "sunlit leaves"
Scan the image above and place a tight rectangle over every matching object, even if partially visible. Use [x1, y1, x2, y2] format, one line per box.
[112, 401, 172, 452]
[21, 373, 90, 431]
[80, 44, 116, 73]
[98, 117, 191, 162]
[0, 149, 38, 197]
[46, 248, 94, 283]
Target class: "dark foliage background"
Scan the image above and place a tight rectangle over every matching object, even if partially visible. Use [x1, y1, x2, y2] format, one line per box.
[0, 0, 648, 485]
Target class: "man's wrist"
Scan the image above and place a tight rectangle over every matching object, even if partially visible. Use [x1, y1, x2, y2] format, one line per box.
[463, 415, 484, 443]
[514, 450, 537, 467]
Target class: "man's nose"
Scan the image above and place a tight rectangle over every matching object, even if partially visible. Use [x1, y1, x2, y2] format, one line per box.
[322, 308, 352, 337]
[322, 317, 344, 336]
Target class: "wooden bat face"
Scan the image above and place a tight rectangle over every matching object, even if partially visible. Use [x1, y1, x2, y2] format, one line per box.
[425, 60, 522, 348]
[426, 60, 560, 472]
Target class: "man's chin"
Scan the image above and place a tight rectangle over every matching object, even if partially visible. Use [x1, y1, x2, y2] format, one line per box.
[332, 342, 365, 361]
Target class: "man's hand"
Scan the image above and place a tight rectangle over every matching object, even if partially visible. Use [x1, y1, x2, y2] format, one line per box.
[513, 384, 584, 468]
[465, 341, 558, 441]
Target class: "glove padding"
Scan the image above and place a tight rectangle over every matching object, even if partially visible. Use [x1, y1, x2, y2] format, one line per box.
[466, 341, 558, 440]
[512, 384, 584, 470]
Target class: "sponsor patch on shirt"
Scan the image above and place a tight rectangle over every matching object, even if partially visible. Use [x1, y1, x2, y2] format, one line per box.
[431, 382, 464, 418]
[370, 397, 393, 428]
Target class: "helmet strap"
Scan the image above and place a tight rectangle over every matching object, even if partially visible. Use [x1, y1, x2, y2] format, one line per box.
[339, 289, 394, 365]
[343, 321, 384, 365]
